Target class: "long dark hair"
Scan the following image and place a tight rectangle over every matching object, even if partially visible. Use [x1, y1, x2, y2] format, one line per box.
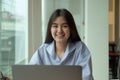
[45, 8, 81, 43]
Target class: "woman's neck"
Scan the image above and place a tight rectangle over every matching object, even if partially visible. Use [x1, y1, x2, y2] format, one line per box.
[55, 42, 68, 59]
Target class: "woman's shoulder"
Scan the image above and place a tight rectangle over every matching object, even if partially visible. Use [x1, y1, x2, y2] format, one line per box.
[73, 41, 85, 47]
[38, 43, 51, 50]
[72, 41, 89, 51]
[73, 41, 90, 55]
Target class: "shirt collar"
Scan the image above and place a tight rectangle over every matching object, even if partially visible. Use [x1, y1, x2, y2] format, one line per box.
[46, 41, 76, 59]
[46, 41, 55, 58]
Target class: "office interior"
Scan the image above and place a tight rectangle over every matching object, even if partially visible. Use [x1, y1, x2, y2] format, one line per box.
[0, 0, 119, 80]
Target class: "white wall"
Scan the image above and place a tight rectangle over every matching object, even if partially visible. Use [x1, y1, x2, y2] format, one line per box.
[85, 0, 109, 80]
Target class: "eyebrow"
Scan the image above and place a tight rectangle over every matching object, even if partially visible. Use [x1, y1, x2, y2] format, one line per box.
[52, 23, 68, 25]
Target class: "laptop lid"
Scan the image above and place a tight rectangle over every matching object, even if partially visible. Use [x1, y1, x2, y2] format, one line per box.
[12, 65, 82, 80]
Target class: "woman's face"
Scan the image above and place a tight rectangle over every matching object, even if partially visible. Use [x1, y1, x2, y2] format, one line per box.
[51, 16, 70, 44]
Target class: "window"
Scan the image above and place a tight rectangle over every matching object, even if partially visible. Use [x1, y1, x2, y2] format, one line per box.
[0, 0, 28, 78]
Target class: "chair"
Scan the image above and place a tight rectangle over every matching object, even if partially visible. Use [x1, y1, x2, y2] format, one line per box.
[109, 42, 119, 79]
[116, 39, 120, 79]
[0, 71, 9, 80]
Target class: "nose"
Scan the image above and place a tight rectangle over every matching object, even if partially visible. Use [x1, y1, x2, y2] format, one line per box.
[57, 26, 63, 32]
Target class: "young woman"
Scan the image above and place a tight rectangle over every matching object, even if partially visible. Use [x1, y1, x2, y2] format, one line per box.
[29, 8, 93, 80]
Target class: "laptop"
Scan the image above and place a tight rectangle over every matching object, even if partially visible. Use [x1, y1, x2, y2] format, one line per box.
[12, 65, 82, 80]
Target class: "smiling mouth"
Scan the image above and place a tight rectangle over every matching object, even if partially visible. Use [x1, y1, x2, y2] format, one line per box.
[57, 35, 64, 36]
[56, 34, 64, 37]
[56, 35, 65, 39]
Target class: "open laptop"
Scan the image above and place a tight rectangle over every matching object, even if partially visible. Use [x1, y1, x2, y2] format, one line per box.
[12, 65, 82, 80]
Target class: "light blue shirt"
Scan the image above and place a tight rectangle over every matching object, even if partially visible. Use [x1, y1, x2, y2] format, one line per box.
[29, 41, 93, 80]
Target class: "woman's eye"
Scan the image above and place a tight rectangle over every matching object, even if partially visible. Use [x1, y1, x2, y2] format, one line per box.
[62, 25, 68, 28]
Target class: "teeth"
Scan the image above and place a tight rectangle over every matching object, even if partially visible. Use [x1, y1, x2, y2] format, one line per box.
[58, 35, 63, 36]
[56, 34, 63, 36]
[57, 35, 63, 36]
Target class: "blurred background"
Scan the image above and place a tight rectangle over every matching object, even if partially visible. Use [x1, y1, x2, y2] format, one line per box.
[0, 0, 119, 80]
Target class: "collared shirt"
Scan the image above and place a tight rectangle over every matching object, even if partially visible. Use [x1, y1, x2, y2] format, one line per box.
[29, 41, 93, 80]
